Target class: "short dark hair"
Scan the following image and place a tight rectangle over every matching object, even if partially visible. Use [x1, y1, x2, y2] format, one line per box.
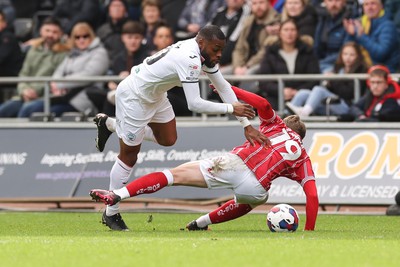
[122, 20, 144, 35]
[197, 25, 225, 41]
[283, 115, 306, 139]
[41, 16, 62, 29]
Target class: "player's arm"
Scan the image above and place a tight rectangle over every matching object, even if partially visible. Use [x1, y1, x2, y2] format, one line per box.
[205, 70, 269, 146]
[302, 180, 319, 231]
[203, 68, 254, 126]
[230, 86, 275, 120]
[181, 82, 254, 118]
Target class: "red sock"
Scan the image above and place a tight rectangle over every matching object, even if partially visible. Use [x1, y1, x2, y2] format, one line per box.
[126, 172, 168, 197]
[208, 199, 253, 224]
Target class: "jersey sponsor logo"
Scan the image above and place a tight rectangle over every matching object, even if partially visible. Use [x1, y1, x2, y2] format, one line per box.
[186, 64, 200, 80]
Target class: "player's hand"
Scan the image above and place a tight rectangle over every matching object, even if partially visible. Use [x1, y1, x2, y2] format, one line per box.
[244, 125, 271, 147]
[232, 102, 255, 118]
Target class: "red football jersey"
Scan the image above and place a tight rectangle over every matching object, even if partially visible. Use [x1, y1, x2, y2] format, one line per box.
[231, 90, 315, 191]
[229, 86, 319, 230]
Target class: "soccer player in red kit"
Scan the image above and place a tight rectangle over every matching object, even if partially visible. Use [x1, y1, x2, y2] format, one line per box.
[90, 86, 319, 231]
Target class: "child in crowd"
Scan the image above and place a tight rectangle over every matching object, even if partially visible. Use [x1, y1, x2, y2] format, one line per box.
[343, 65, 400, 122]
[286, 42, 369, 117]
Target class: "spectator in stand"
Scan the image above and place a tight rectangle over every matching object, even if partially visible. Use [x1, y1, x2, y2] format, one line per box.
[0, 16, 68, 117]
[383, 0, 400, 36]
[312, 0, 361, 17]
[258, 19, 320, 110]
[0, 10, 23, 78]
[97, 0, 129, 62]
[53, 0, 101, 34]
[0, 0, 15, 26]
[230, 0, 280, 91]
[280, 0, 318, 39]
[343, 0, 400, 72]
[339, 65, 400, 122]
[209, 0, 251, 72]
[151, 23, 174, 54]
[18, 22, 109, 118]
[175, 0, 225, 40]
[314, 0, 353, 73]
[285, 42, 369, 117]
[89, 20, 150, 117]
[0, 10, 23, 104]
[160, 0, 186, 33]
[140, 0, 164, 52]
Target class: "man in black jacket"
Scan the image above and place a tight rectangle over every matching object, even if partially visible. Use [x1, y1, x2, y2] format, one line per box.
[0, 10, 24, 103]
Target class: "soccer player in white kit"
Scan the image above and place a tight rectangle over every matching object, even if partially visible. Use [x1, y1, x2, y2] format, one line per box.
[90, 86, 319, 231]
[93, 25, 269, 230]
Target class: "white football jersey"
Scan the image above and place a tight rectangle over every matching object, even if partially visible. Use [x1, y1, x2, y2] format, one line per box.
[125, 38, 217, 103]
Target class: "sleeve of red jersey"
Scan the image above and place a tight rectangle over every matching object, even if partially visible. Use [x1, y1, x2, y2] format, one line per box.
[230, 86, 274, 119]
[303, 180, 319, 231]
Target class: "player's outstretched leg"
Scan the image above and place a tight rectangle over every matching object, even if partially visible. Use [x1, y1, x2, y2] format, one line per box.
[186, 199, 253, 231]
[93, 113, 113, 152]
[186, 220, 209, 231]
[90, 189, 121, 206]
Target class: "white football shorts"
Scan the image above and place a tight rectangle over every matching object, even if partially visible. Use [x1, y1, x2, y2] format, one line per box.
[115, 78, 175, 146]
[199, 153, 269, 206]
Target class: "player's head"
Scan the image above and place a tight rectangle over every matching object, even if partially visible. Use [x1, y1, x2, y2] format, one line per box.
[283, 115, 306, 139]
[196, 25, 226, 68]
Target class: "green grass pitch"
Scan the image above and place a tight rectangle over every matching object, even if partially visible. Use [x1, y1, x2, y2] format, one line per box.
[0, 212, 399, 267]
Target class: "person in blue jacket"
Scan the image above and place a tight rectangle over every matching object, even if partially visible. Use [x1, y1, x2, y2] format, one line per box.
[343, 0, 400, 72]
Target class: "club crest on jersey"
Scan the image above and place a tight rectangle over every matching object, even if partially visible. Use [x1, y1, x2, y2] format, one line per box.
[186, 64, 200, 81]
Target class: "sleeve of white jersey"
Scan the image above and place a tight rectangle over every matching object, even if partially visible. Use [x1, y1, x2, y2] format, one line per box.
[203, 65, 251, 127]
[182, 82, 233, 114]
[176, 55, 233, 114]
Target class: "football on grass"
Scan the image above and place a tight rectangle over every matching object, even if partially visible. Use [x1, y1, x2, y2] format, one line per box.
[267, 204, 299, 232]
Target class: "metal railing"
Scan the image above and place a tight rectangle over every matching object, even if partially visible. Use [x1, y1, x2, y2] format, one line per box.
[1, 73, 397, 118]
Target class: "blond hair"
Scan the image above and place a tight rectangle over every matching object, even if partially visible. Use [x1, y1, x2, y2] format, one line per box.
[283, 115, 306, 139]
[69, 22, 96, 48]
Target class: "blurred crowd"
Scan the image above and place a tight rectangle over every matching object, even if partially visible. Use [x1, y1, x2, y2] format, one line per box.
[0, 0, 400, 121]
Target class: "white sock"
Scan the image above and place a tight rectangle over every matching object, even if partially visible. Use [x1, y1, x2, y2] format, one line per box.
[113, 187, 130, 200]
[301, 105, 313, 116]
[196, 214, 212, 228]
[106, 157, 132, 216]
[162, 169, 174, 186]
[144, 125, 158, 143]
[106, 117, 116, 132]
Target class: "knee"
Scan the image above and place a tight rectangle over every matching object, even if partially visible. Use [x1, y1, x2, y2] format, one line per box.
[119, 152, 138, 167]
[312, 86, 325, 93]
[158, 136, 177, 146]
[235, 192, 269, 206]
